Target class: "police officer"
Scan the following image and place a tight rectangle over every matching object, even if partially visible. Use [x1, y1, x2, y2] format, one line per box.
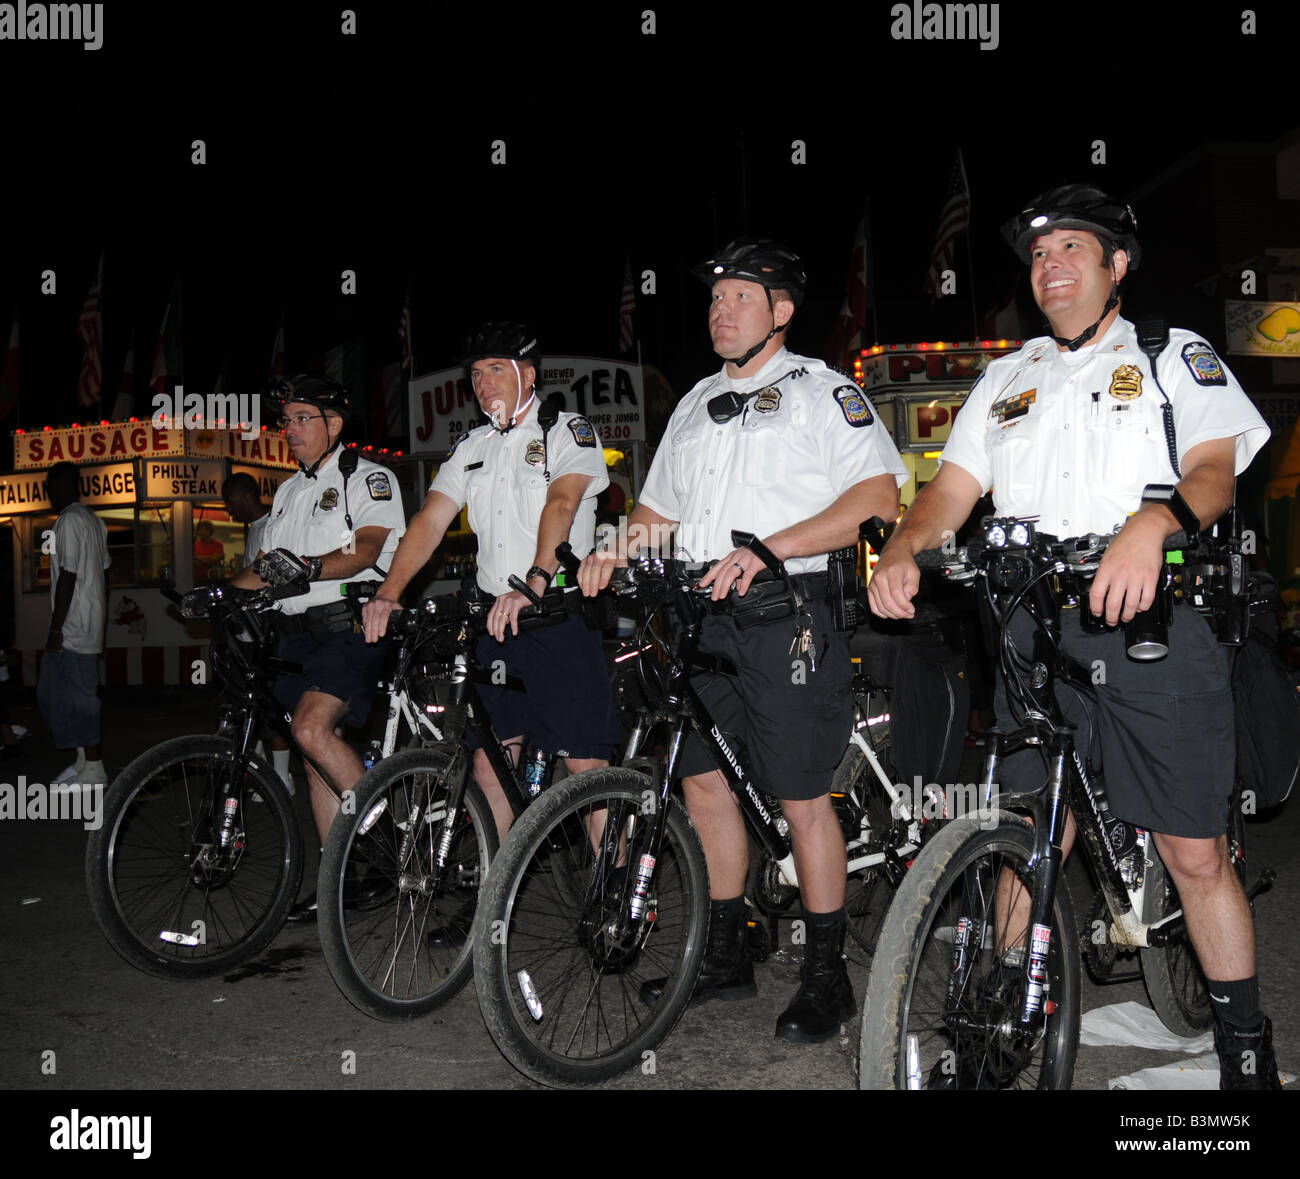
[869, 185, 1280, 1090]
[580, 239, 906, 1043]
[362, 323, 619, 842]
[231, 375, 406, 914]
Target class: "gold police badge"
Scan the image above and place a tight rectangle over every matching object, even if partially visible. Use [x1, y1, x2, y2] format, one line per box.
[1108, 364, 1143, 401]
[319, 487, 339, 510]
[754, 387, 781, 414]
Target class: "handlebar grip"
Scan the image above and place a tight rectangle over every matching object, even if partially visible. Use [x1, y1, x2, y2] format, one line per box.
[265, 580, 310, 603]
[555, 542, 582, 575]
[913, 548, 954, 571]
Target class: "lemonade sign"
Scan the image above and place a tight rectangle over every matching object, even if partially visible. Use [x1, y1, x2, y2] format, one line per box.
[1226, 301, 1300, 358]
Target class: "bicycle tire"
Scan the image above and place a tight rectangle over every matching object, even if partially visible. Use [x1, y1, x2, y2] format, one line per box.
[1138, 803, 1247, 1038]
[85, 735, 302, 979]
[317, 743, 497, 1020]
[833, 732, 910, 964]
[860, 813, 1080, 1090]
[472, 768, 710, 1087]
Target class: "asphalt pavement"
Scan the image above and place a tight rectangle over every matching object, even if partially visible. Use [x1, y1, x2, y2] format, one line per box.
[1, 683, 1296, 1099]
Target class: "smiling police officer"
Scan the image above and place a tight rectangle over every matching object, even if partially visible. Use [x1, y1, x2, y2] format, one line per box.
[869, 185, 1279, 1090]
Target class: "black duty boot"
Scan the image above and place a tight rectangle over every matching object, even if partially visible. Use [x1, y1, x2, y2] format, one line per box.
[774, 916, 856, 1044]
[641, 897, 756, 1006]
[1216, 1016, 1283, 1091]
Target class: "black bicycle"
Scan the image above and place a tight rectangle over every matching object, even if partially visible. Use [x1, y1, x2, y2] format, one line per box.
[859, 520, 1273, 1089]
[471, 533, 924, 1087]
[315, 583, 573, 1020]
[85, 580, 317, 978]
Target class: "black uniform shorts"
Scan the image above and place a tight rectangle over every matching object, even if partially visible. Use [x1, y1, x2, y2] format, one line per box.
[469, 609, 619, 761]
[995, 604, 1235, 839]
[273, 630, 388, 729]
[678, 599, 853, 801]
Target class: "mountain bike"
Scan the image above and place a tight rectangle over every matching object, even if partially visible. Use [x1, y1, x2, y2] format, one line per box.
[84, 578, 438, 979]
[471, 533, 928, 1087]
[315, 582, 574, 1020]
[859, 520, 1274, 1089]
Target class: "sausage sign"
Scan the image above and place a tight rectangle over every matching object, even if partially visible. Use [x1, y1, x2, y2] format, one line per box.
[409, 356, 645, 454]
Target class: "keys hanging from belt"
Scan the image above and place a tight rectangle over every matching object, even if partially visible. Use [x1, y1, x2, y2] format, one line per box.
[789, 609, 817, 673]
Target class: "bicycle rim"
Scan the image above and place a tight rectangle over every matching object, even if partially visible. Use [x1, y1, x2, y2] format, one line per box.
[319, 745, 495, 1019]
[475, 771, 709, 1086]
[864, 817, 1078, 1090]
[88, 736, 300, 978]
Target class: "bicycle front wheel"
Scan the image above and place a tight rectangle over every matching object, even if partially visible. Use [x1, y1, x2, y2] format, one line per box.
[317, 744, 497, 1020]
[472, 768, 710, 1087]
[860, 813, 1080, 1090]
[85, 735, 302, 979]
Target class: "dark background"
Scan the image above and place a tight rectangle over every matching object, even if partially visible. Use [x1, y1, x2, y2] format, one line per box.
[1, 1, 1297, 441]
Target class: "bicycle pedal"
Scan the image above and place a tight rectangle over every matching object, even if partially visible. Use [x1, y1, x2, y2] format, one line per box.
[745, 918, 772, 963]
[1246, 868, 1276, 902]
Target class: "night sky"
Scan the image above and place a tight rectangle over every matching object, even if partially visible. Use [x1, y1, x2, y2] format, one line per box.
[1, 1, 1296, 444]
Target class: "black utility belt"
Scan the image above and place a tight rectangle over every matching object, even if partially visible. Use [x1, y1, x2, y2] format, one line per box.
[276, 601, 358, 638]
[723, 572, 830, 630]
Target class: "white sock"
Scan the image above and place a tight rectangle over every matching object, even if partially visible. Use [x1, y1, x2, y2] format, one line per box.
[273, 748, 293, 794]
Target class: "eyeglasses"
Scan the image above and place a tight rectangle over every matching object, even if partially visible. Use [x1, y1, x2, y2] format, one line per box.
[278, 412, 325, 431]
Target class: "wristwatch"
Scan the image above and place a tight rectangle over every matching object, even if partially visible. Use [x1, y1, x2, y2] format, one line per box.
[1140, 484, 1200, 540]
[303, 556, 324, 582]
[525, 566, 553, 588]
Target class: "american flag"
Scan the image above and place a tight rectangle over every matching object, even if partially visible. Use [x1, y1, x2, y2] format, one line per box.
[618, 260, 635, 353]
[825, 212, 871, 369]
[399, 294, 413, 371]
[76, 255, 104, 406]
[151, 279, 183, 395]
[924, 151, 970, 302]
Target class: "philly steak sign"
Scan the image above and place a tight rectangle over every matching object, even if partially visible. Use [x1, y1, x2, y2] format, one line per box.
[409, 356, 644, 455]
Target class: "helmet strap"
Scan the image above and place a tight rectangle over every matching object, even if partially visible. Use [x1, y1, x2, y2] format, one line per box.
[486, 359, 536, 434]
[299, 435, 342, 479]
[1050, 282, 1120, 352]
[726, 295, 786, 370]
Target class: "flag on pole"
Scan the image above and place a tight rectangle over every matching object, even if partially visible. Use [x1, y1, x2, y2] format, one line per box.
[824, 213, 871, 370]
[978, 283, 1023, 343]
[270, 317, 285, 379]
[0, 320, 18, 424]
[151, 279, 184, 394]
[618, 260, 636, 354]
[924, 151, 971, 302]
[76, 255, 104, 407]
[399, 294, 413, 371]
[110, 343, 135, 421]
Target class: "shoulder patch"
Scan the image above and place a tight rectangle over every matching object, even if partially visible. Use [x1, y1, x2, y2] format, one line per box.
[832, 384, 873, 427]
[446, 430, 469, 459]
[567, 416, 597, 448]
[1181, 341, 1226, 386]
[366, 471, 393, 501]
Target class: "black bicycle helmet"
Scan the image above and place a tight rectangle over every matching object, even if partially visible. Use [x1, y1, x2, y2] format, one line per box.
[1001, 184, 1141, 269]
[461, 321, 542, 369]
[266, 373, 352, 420]
[692, 237, 807, 306]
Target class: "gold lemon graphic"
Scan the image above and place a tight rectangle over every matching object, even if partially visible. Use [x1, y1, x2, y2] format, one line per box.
[1257, 306, 1300, 342]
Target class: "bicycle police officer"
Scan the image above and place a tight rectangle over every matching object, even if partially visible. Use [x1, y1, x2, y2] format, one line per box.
[232, 375, 406, 916]
[579, 239, 906, 1043]
[868, 185, 1281, 1089]
[361, 323, 619, 843]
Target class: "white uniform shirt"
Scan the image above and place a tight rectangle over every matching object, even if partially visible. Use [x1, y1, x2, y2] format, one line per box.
[51, 501, 111, 654]
[243, 513, 269, 569]
[261, 447, 406, 614]
[432, 406, 608, 595]
[639, 348, 907, 575]
[940, 318, 1270, 537]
